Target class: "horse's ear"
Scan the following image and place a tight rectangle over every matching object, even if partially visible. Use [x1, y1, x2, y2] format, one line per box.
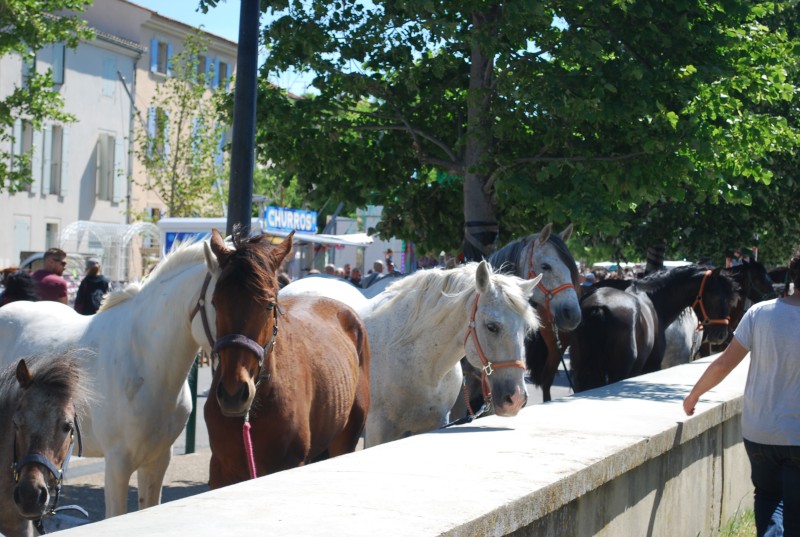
[270, 231, 294, 267]
[476, 260, 492, 293]
[16, 359, 32, 389]
[536, 223, 553, 246]
[522, 274, 543, 299]
[560, 223, 573, 243]
[207, 229, 232, 270]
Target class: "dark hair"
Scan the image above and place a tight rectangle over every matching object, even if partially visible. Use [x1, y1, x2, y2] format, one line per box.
[1, 270, 39, 305]
[44, 247, 67, 260]
[789, 247, 800, 288]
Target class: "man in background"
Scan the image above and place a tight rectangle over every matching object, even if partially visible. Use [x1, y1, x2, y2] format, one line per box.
[31, 248, 68, 304]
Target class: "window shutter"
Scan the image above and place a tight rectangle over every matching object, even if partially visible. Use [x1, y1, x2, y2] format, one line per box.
[163, 110, 170, 158]
[166, 43, 173, 76]
[60, 128, 70, 196]
[205, 56, 212, 86]
[103, 59, 116, 97]
[52, 43, 65, 85]
[95, 138, 101, 198]
[147, 107, 156, 158]
[113, 136, 125, 203]
[31, 129, 43, 194]
[42, 125, 52, 194]
[212, 59, 220, 89]
[150, 38, 158, 72]
[12, 119, 22, 164]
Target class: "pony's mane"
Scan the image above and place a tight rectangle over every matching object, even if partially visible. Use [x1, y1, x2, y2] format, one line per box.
[489, 232, 580, 285]
[98, 238, 208, 312]
[0, 352, 93, 412]
[632, 265, 739, 306]
[217, 232, 278, 304]
[376, 262, 538, 347]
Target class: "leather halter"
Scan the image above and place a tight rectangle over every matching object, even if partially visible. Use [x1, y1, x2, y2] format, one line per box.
[463, 293, 526, 403]
[13, 410, 83, 529]
[526, 238, 575, 324]
[692, 270, 730, 330]
[211, 304, 279, 383]
[190, 273, 217, 349]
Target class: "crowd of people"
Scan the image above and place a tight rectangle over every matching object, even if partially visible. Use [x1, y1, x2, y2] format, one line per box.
[0, 248, 111, 314]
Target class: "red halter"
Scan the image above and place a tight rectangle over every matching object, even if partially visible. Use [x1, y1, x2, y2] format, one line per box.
[692, 269, 730, 331]
[526, 239, 576, 324]
[463, 293, 526, 402]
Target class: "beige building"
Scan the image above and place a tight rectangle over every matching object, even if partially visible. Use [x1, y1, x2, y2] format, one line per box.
[0, 0, 236, 278]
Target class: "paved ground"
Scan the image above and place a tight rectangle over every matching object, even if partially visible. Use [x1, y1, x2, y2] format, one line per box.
[45, 358, 575, 531]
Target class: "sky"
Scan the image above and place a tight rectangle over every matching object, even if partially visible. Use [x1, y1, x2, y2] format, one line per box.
[129, 0, 313, 94]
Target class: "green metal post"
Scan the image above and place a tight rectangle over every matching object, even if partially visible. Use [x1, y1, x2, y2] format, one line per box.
[185, 354, 199, 454]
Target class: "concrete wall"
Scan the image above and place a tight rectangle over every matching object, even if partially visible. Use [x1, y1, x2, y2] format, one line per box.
[59, 356, 752, 537]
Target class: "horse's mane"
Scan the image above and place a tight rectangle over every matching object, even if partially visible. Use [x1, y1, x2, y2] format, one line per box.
[375, 262, 538, 347]
[98, 238, 208, 312]
[489, 232, 580, 286]
[632, 265, 739, 307]
[0, 352, 93, 412]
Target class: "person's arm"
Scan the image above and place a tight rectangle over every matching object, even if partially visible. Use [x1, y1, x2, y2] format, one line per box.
[683, 337, 749, 415]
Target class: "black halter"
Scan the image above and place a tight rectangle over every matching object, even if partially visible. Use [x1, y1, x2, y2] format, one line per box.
[211, 304, 280, 383]
[13, 411, 83, 534]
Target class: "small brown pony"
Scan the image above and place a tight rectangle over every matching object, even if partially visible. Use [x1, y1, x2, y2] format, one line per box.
[203, 229, 370, 488]
[0, 355, 89, 537]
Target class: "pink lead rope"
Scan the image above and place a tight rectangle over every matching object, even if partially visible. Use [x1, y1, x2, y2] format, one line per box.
[242, 414, 257, 480]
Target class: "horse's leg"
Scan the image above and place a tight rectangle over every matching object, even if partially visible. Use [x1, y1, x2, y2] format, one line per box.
[103, 453, 135, 518]
[135, 446, 172, 510]
[538, 324, 560, 403]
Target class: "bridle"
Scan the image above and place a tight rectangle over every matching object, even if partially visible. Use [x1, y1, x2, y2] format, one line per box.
[526, 238, 576, 326]
[692, 270, 730, 330]
[463, 292, 526, 405]
[190, 273, 217, 350]
[12, 410, 82, 534]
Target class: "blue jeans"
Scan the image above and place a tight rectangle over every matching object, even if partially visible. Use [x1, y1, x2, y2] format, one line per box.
[744, 438, 800, 537]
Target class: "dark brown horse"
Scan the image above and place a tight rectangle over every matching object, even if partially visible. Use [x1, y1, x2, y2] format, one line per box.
[0, 355, 89, 537]
[699, 261, 777, 356]
[203, 229, 370, 488]
[569, 265, 738, 392]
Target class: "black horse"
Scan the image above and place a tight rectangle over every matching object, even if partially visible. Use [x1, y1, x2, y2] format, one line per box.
[569, 265, 738, 392]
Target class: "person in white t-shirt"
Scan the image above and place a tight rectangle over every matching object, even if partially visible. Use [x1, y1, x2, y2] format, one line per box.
[684, 247, 800, 537]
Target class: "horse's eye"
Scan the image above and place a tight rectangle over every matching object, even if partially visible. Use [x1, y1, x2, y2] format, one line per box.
[266, 302, 276, 311]
[541, 263, 552, 271]
[486, 322, 499, 334]
[63, 422, 73, 434]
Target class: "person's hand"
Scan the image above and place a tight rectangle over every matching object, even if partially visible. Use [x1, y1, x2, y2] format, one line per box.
[683, 394, 697, 416]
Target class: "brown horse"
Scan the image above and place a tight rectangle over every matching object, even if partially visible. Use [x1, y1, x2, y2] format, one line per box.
[0, 355, 89, 537]
[203, 229, 370, 488]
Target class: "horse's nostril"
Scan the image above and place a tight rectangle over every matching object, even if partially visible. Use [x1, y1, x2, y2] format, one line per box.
[37, 486, 48, 507]
[239, 383, 249, 403]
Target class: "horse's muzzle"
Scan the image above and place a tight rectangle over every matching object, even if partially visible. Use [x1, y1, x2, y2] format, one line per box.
[14, 477, 50, 519]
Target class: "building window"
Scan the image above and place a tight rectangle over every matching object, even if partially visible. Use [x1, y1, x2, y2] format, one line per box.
[22, 49, 36, 86]
[20, 121, 34, 192]
[197, 54, 207, 83]
[215, 60, 229, 90]
[150, 39, 173, 76]
[147, 107, 169, 159]
[45, 223, 58, 250]
[96, 133, 116, 201]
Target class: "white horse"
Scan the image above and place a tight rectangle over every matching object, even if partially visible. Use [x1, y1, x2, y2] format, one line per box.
[282, 262, 541, 447]
[0, 241, 217, 518]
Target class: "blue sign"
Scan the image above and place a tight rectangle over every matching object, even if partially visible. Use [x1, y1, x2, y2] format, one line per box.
[264, 206, 318, 233]
[164, 231, 210, 254]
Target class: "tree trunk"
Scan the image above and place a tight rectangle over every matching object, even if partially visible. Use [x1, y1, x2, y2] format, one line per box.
[461, 10, 498, 262]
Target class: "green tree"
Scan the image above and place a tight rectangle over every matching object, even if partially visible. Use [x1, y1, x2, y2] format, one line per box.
[239, 1, 798, 260]
[134, 31, 229, 218]
[0, 0, 93, 192]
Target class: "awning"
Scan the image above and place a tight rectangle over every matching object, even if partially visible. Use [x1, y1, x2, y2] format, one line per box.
[261, 229, 373, 247]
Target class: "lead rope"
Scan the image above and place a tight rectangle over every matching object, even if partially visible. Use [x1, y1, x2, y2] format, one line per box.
[242, 413, 257, 480]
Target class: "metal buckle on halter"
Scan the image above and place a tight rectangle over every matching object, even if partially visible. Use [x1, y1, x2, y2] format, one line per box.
[482, 362, 494, 376]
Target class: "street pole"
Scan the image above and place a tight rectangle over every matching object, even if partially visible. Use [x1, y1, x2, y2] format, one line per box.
[226, 0, 260, 236]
